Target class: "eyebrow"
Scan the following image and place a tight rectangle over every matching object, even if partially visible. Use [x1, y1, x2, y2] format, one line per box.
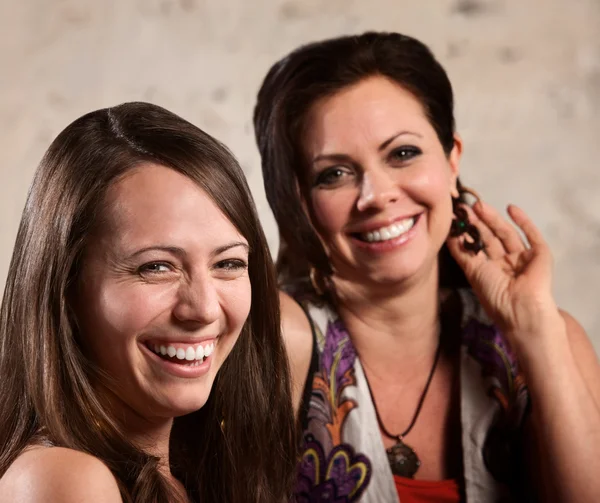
[378, 130, 422, 151]
[126, 246, 185, 260]
[212, 241, 250, 257]
[125, 241, 250, 260]
[311, 130, 423, 163]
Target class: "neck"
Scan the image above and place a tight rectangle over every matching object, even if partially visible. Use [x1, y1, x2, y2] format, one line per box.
[99, 388, 174, 465]
[333, 261, 441, 375]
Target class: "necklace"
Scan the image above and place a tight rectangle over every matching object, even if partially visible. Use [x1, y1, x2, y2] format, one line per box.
[362, 334, 442, 479]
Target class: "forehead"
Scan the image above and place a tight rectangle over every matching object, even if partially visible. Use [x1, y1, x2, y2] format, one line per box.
[99, 163, 245, 249]
[304, 76, 433, 153]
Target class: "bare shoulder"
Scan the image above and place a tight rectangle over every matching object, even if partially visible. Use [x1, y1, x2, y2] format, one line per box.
[0, 446, 122, 502]
[279, 291, 314, 413]
[560, 309, 600, 402]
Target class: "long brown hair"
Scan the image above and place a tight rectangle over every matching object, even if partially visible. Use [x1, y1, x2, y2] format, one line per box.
[0, 102, 296, 502]
[253, 31, 469, 296]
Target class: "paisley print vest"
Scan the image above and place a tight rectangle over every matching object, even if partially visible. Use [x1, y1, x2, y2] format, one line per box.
[294, 289, 531, 503]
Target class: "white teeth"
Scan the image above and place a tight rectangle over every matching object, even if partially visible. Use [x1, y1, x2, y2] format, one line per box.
[363, 218, 415, 242]
[150, 341, 215, 361]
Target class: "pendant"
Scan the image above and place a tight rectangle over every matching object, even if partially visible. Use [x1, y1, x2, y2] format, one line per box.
[386, 440, 421, 478]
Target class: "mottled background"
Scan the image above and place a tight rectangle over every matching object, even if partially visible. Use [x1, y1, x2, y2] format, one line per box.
[1, 0, 599, 351]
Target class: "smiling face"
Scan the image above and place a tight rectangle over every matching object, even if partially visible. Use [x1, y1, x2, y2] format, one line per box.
[75, 163, 251, 427]
[302, 76, 462, 287]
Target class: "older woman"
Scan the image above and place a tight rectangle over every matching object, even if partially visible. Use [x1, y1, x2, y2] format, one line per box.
[254, 32, 600, 502]
[0, 102, 296, 502]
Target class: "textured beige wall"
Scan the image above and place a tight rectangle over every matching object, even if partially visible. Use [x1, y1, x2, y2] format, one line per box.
[1, 0, 599, 350]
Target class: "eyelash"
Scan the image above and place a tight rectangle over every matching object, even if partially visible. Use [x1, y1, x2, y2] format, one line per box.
[138, 262, 172, 275]
[214, 259, 248, 271]
[389, 145, 422, 162]
[314, 167, 348, 187]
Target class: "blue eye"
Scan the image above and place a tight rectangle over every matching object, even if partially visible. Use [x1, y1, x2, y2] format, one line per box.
[389, 146, 422, 162]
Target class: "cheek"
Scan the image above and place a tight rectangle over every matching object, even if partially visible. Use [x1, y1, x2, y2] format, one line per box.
[408, 166, 455, 237]
[220, 278, 252, 333]
[78, 283, 174, 356]
[309, 188, 356, 234]
[408, 163, 454, 206]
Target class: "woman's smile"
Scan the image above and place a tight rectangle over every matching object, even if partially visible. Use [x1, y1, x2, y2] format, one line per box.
[348, 213, 423, 253]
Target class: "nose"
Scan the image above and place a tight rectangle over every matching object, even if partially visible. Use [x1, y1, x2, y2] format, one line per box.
[172, 274, 221, 327]
[356, 168, 400, 212]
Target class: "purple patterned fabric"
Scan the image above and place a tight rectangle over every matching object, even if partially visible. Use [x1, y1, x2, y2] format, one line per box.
[320, 320, 357, 403]
[462, 319, 523, 405]
[296, 435, 371, 503]
[296, 319, 372, 501]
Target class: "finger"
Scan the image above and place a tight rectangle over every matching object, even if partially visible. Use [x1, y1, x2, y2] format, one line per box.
[506, 204, 548, 250]
[459, 203, 505, 259]
[473, 200, 527, 253]
[446, 229, 488, 275]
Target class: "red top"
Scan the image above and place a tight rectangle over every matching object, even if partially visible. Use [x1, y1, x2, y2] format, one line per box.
[394, 475, 461, 503]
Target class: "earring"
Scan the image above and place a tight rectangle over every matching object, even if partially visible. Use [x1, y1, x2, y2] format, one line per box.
[450, 186, 485, 255]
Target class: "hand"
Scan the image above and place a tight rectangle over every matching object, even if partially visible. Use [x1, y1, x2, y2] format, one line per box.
[446, 200, 563, 349]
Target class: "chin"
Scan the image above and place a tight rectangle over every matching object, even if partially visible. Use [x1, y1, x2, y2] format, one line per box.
[357, 253, 424, 281]
[147, 387, 213, 418]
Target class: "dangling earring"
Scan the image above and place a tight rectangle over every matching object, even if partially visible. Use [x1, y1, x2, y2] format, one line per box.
[450, 186, 485, 254]
[309, 267, 327, 296]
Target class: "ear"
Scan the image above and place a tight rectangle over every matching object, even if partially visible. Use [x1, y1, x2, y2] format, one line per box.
[449, 134, 463, 198]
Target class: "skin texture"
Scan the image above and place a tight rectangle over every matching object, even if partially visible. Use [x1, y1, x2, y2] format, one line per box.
[281, 76, 600, 500]
[1, 164, 253, 501]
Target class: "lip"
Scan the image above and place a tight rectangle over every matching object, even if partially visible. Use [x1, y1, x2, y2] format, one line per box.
[140, 336, 218, 345]
[349, 213, 422, 253]
[139, 341, 214, 379]
[346, 211, 423, 234]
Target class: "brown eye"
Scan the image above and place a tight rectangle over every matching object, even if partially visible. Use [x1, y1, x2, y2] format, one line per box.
[389, 146, 421, 163]
[138, 262, 172, 275]
[314, 167, 351, 187]
[214, 259, 247, 271]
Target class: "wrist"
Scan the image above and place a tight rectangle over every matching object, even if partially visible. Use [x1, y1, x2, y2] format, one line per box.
[506, 311, 569, 361]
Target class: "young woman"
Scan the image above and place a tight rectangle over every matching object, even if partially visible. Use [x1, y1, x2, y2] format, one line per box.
[254, 32, 600, 502]
[0, 102, 296, 502]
